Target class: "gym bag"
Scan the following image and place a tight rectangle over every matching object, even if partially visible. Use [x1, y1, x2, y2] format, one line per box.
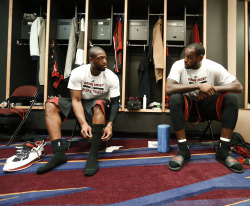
[230, 132, 250, 158]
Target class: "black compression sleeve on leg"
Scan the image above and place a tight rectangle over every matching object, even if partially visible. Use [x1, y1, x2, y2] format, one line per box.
[169, 94, 186, 131]
[221, 93, 238, 130]
[108, 96, 120, 123]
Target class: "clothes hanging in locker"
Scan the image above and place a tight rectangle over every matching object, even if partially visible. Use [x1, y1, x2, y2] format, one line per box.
[38, 19, 46, 85]
[191, 23, 200, 43]
[29, 17, 46, 86]
[138, 48, 151, 104]
[64, 17, 79, 79]
[75, 17, 85, 66]
[152, 18, 164, 83]
[49, 40, 64, 89]
[30, 17, 43, 59]
[166, 47, 173, 77]
[113, 18, 123, 74]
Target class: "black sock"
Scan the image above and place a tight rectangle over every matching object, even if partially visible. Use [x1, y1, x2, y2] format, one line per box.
[216, 140, 230, 160]
[37, 139, 67, 174]
[177, 141, 191, 159]
[216, 140, 243, 171]
[84, 124, 104, 176]
[169, 141, 191, 168]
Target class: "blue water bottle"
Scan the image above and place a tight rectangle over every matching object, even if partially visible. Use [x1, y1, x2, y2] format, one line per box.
[157, 124, 170, 153]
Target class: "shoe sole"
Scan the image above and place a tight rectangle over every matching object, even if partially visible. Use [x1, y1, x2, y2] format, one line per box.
[168, 159, 190, 171]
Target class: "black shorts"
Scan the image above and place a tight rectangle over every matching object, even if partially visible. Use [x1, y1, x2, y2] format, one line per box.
[184, 93, 227, 122]
[47, 97, 110, 124]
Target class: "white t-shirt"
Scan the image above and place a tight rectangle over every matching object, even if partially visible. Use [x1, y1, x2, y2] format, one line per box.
[68, 64, 120, 100]
[167, 59, 236, 96]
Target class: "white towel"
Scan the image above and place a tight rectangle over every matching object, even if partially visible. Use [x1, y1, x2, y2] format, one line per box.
[29, 17, 43, 58]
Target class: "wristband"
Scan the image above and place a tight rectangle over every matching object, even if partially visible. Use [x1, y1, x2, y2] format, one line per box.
[107, 124, 112, 129]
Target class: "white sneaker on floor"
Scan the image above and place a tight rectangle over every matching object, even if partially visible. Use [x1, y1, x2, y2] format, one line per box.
[6, 145, 26, 163]
[3, 140, 46, 172]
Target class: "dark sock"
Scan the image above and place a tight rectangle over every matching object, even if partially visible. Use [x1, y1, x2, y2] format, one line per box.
[178, 141, 191, 159]
[169, 141, 191, 168]
[37, 139, 67, 174]
[84, 124, 104, 176]
[216, 140, 230, 160]
[216, 140, 243, 171]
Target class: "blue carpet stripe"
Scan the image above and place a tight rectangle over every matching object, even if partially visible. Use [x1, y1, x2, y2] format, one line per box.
[0, 147, 159, 163]
[0, 148, 240, 176]
[0, 187, 93, 205]
[0, 153, 219, 175]
[107, 169, 250, 206]
[0, 144, 216, 163]
[228, 199, 250, 206]
[163, 198, 250, 206]
[0, 142, 216, 149]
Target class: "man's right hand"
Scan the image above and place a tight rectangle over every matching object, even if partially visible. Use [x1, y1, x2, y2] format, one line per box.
[199, 83, 217, 97]
[196, 92, 210, 101]
[81, 123, 92, 139]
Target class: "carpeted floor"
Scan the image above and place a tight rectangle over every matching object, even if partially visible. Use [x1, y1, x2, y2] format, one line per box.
[0, 136, 250, 205]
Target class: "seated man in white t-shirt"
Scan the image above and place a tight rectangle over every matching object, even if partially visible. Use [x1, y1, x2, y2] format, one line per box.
[37, 46, 120, 176]
[166, 43, 244, 173]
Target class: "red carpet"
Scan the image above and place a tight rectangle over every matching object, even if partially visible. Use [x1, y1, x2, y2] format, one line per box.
[1, 136, 250, 205]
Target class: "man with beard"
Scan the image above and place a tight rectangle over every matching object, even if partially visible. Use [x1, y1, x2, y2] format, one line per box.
[37, 46, 120, 176]
[166, 43, 244, 173]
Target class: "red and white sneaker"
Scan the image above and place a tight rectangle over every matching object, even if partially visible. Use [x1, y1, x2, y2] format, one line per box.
[6, 145, 26, 163]
[3, 140, 46, 172]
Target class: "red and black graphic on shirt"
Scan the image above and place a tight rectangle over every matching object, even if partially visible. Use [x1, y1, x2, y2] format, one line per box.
[188, 76, 207, 84]
[82, 81, 105, 95]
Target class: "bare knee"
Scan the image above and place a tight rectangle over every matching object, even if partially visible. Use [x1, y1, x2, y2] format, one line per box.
[92, 105, 105, 123]
[45, 102, 60, 117]
[93, 105, 104, 117]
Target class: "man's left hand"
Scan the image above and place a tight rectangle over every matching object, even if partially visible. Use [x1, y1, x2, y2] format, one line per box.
[101, 125, 113, 141]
